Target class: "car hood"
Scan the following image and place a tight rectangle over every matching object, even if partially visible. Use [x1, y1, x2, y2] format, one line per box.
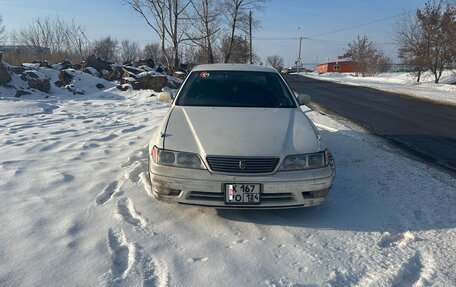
[162, 106, 320, 158]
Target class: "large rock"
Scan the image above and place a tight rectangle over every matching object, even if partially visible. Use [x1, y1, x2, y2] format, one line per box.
[123, 65, 145, 75]
[11, 66, 27, 74]
[52, 59, 73, 70]
[120, 75, 137, 86]
[167, 76, 182, 89]
[83, 55, 113, 73]
[20, 70, 50, 92]
[57, 70, 74, 86]
[32, 60, 50, 68]
[135, 58, 155, 69]
[155, 65, 165, 73]
[0, 62, 12, 86]
[133, 73, 168, 91]
[83, 67, 100, 77]
[122, 61, 133, 66]
[15, 90, 31, 97]
[103, 66, 124, 81]
[65, 84, 85, 95]
[116, 84, 130, 91]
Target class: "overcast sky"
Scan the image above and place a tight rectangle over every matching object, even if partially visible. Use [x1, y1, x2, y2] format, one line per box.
[0, 0, 427, 67]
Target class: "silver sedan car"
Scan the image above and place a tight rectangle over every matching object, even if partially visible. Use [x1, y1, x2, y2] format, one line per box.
[149, 64, 335, 209]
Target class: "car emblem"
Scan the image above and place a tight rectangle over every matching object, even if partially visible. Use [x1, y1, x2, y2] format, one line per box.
[239, 160, 246, 170]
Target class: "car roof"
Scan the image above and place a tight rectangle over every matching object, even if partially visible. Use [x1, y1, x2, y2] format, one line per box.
[192, 64, 277, 73]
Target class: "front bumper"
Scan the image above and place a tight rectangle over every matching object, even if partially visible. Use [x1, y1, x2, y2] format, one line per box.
[149, 157, 335, 209]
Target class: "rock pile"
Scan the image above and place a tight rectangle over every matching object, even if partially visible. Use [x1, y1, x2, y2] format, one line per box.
[20, 70, 51, 93]
[0, 54, 183, 97]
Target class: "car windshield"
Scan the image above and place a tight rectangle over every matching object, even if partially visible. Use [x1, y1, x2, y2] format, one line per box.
[175, 71, 297, 108]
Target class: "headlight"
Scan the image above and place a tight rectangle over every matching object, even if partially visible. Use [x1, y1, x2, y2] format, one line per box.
[279, 150, 329, 171]
[151, 146, 205, 169]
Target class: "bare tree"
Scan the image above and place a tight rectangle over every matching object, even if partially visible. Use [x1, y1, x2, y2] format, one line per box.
[120, 40, 141, 63]
[451, 11, 456, 69]
[416, 0, 456, 83]
[11, 17, 89, 59]
[178, 44, 204, 65]
[266, 54, 284, 70]
[220, 35, 250, 63]
[395, 13, 427, 82]
[185, 0, 222, 63]
[125, 0, 192, 70]
[143, 43, 163, 63]
[222, 0, 264, 63]
[91, 36, 119, 61]
[0, 16, 7, 45]
[345, 35, 391, 77]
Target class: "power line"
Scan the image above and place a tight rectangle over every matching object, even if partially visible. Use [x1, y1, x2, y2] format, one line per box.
[251, 10, 416, 43]
[253, 36, 298, 41]
[306, 9, 415, 38]
[103, 10, 414, 46]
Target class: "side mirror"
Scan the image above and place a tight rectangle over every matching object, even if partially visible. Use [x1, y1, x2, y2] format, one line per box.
[295, 93, 311, 105]
[158, 91, 173, 104]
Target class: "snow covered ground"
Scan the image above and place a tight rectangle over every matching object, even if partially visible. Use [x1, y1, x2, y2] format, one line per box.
[301, 71, 456, 106]
[0, 86, 455, 286]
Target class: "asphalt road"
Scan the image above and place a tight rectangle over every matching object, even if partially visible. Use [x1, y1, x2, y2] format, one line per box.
[284, 74, 456, 172]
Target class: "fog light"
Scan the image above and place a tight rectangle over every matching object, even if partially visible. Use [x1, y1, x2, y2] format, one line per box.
[310, 189, 328, 198]
[168, 189, 182, 196]
[153, 185, 181, 196]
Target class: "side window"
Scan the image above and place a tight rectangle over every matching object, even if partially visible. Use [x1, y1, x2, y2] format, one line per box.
[333, 65, 341, 70]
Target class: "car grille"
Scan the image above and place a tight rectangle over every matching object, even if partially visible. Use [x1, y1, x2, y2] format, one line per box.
[261, 193, 294, 202]
[206, 156, 279, 174]
[187, 191, 224, 202]
[187, 191, 295, 204]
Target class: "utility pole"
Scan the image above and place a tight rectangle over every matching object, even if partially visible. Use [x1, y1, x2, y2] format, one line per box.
[297, 36, 302, 73]
[249, 10, 253, 64]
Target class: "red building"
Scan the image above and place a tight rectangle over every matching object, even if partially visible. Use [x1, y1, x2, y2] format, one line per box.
[315, 60, 356, 73]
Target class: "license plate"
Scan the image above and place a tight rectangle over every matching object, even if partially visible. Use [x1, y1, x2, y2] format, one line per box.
[224, 183, 261, 205]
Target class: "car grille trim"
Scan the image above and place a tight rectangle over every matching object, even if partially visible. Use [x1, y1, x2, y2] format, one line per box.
[187, 191, 295, 203]
[261, 193, 294, 202]
[188, 191, 223, 199]
[206, 156, 279, 173]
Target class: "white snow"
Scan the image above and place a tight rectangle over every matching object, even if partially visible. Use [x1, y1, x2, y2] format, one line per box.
[22, 63, 41, 70]
[0, 66, 115, 99]
[0, 84, 455, 286]
[302, 71, 456, 105]
[138, 71, 164, 78]
[137, 65, 156, 72]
